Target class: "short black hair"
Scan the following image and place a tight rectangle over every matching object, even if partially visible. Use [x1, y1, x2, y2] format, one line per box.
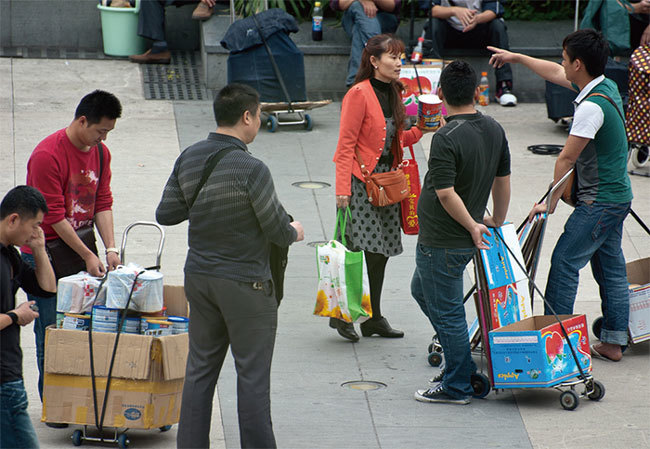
[74, 90, 122, 125]
[0, 185, 48, 220]
[213, 83, 260, 127]
[563, 29, 609, 78]
[439, 60, 477, 107]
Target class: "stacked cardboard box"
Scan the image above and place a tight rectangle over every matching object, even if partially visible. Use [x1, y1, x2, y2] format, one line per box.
[42, 285, 189, 429]
[627, 257, 650, 344]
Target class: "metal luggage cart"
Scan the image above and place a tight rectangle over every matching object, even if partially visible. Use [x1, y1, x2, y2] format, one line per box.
[62, 221, 169, 448]
[262, 100, 332, 133]
[426, 171, 607, 409]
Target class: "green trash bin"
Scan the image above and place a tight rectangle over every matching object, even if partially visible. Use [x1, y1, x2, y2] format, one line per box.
[97, 0, 147, 57]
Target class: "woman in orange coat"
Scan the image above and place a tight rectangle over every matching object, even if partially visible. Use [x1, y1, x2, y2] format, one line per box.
[331, 34, 423, 342]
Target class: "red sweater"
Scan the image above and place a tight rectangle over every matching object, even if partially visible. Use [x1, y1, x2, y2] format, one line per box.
[22, 128, 113, 250]
[333, 79, 423, 196]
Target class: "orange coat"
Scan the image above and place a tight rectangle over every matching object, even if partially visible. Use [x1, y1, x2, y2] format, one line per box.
[333, 79, 423, 196]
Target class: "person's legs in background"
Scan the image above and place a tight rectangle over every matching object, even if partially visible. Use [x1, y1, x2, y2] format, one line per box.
[342, 1, 383, 87]
[486, 18, 516, 106]
[423, 17, 448, 59]
[20, 254, 57, 404]
[130, 0, 172, 64]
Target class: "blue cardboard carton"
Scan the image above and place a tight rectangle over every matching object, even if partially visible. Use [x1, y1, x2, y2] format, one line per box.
[489, 314, 592, 388]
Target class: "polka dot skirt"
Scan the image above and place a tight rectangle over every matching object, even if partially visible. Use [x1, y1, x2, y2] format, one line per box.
[627, 46, 650, 145]
[344, 118, 403, 257]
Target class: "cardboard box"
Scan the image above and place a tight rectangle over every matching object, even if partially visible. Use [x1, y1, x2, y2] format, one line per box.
[479, 224, 533, 330]
[42, 285, 189, 429]
[399, 66, 441, 116]
[489, 314, 592, 389]
[627, 257, 650, 343]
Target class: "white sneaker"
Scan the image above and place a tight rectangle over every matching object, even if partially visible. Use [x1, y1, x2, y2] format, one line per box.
[499, 91, 517, 107]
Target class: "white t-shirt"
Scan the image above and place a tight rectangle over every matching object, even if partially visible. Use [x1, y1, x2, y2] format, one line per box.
[569, 75, 606, 140]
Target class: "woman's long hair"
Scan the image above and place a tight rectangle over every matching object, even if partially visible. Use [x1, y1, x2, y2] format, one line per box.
[353, 34, 406, 134]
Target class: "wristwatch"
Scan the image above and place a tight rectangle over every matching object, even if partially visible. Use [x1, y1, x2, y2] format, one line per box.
[6, 312, 18, 325]
[105, 247, 119, 255]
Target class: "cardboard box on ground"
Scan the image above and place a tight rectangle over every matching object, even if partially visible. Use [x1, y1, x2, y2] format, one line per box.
[627, 257, 650, 343]
[42, 285, 189, 429]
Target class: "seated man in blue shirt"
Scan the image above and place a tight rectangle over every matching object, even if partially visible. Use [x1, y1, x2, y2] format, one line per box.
[423, 0, 517, 106]
[331, 0, 401, 88]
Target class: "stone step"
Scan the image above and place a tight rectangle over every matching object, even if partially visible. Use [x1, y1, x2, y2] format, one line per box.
[201, 15, 575, 100]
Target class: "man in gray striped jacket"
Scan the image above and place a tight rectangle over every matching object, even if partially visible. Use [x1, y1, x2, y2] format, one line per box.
[156, 83, 303, 449]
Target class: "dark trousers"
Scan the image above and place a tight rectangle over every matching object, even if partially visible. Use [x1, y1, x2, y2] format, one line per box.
[177, 274, 278, 449]
[425, 18, 513, 83]
[364, 251, 388, 320]
[138, 0, 197, 44]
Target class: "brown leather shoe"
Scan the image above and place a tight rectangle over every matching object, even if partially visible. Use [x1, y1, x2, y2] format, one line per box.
[128, 49, 171, 64]
[192, 2, 213, 20]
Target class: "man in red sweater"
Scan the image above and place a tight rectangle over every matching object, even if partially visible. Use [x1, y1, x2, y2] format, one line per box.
[21, 90, 122, 423]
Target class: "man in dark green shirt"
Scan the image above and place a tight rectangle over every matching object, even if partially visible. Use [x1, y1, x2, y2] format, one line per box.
[412, 60, 511, 405]
[490, 29, 633, 362]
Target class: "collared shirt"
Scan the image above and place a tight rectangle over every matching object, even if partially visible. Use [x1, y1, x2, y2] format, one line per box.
[1, 244, 55, 383]
[568, 75, 632, 204]
[156, 133, 297, 282]
[570, 75, 606, 140]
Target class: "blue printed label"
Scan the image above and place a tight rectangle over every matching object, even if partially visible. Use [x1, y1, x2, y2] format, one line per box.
[312, 17, 323, 31]
[124, 408, 142, 421]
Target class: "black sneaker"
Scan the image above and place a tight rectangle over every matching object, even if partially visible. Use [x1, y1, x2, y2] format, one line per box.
[429, 369, 445, 384]
[414, 384, 470, 405]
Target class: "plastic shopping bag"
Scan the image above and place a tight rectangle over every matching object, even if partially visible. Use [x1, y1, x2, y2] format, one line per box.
[56, 272, 106, 314]
[105, 263, 163, 312]
[313, 208, 372, 323]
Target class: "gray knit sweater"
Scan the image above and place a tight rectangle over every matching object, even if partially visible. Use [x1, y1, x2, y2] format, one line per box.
[156, 133, 297, 282]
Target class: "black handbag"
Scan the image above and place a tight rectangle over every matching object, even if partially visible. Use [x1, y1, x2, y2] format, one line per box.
[189, 147, 290, 304]
[45, 143, 103, 279]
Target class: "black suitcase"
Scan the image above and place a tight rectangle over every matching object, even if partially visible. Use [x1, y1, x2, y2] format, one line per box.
[545, 81, 578, 122]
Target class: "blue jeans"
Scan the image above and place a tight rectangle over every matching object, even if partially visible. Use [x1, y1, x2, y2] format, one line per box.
[0, 379, 40, 448]
[545, 201, 631, 346]
[342, 2, 399, 86]
[411, 244, 477, 398]
[21, 252, 57, 401]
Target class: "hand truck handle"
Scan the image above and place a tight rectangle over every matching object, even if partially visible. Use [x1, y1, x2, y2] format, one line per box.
[119, 221, 165, 269]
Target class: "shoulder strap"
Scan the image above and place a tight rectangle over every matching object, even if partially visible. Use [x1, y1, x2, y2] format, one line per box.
[585, 92, 625, 125]
[94, 143, 103, 203]
[188, 147, 238, 209]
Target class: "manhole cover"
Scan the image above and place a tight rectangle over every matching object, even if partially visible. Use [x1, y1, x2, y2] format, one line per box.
[341, 381, 386, 391]
[307, 240, 329, 247]
[142, 51, 207, 101]
[292, 181, 331, 189]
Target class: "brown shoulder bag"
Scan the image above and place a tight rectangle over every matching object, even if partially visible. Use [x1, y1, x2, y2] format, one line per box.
[355, 150, 409, 207]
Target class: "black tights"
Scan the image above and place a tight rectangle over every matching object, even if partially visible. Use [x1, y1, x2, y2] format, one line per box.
[364, 251, 388, 320]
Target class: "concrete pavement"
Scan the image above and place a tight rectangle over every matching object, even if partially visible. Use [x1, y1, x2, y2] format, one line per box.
[1, 57, 649, 449]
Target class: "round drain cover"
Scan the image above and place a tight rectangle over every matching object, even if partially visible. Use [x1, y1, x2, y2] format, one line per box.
[307, 240, 329, 248]
[341, 381, 387, 391]
[292, 181, 331, 189]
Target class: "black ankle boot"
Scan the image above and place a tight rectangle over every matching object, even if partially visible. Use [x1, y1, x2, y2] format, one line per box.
[360, 317, 404, 338]
[329, 317, 360, 342]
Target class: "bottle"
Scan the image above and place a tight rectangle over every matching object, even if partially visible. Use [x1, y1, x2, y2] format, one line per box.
[411, 36, 424, 64]
[479, 72, 489, 106]
[312, 2, 323, 41]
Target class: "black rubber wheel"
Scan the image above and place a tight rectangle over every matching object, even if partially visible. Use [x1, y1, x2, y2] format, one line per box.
[588, 380, 606, 401]
[427, 351, 442, 367]
[118, 434, 129, 449]
[428, 342, 435, 354]
[266, 116, 278, 133]
[470, 372, 491, 399]
[560, 390, 579, 411]
[592, 316, 603, 340]
[160, 425, 172, 432]
[72, 429, 83, 446]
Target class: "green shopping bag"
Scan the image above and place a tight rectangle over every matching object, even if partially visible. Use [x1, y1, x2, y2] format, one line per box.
[314, 208, 372, 323]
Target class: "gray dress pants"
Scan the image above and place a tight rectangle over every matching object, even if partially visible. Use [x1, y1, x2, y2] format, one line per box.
[177, 273, 278, 449]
